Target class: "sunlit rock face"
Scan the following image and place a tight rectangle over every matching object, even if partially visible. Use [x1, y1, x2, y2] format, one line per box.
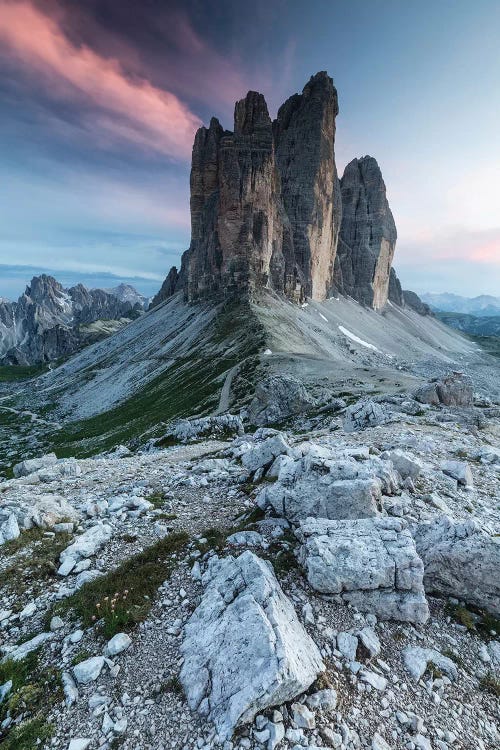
[175, 72, 342, 304]
[335, 156, 397, 310]
[156, 74, 406, 313]
[274, 71, 342, 301]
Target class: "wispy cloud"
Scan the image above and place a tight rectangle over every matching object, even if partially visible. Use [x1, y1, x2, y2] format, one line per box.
[0, 1, 201, 158]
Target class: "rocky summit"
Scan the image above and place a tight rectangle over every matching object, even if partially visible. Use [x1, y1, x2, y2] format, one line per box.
[335, 156, 397, 310]
[154, 71, 424, 315]
[0, 275, 147, 366]
[0, 69, 499, 750]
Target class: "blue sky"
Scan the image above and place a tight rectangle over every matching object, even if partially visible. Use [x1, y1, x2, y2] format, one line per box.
[0, 0, 498, 300]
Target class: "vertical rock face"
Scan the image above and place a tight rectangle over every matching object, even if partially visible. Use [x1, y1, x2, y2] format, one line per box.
[274, 72, 342, 300]
[215, 92, 292, 299]
[388, 268, 403, 306]
[174, 73, 341, 304]
[336, 157, 397, 310]
[184, 97, 292, 301]
[155, 73, 408, 313]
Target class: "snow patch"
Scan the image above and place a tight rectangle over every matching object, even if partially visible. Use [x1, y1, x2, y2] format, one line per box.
[338, 326, 380, 352]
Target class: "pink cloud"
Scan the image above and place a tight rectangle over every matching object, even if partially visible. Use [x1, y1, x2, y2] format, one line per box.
[147, 10, 253, 115]
[0, 1, 201, 158]
[470, 239, 500, 264]
[397, 226, 500, 267]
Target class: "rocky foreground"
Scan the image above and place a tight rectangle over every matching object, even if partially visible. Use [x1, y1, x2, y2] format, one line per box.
[0, 375, 499, 750]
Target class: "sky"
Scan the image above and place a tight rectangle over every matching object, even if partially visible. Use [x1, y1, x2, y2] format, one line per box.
[0, 0, 499, 301]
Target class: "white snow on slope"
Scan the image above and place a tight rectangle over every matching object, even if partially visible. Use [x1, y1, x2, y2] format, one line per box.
[338, 325, 380, 352]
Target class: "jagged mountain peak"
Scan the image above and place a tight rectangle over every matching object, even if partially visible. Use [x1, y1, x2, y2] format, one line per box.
[154, 71, 421, 313]
[0, 274, 146, 365]
[234, 90, 271, 135]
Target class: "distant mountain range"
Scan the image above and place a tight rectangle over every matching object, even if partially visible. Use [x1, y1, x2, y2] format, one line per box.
[0, 275, 149, 366]
[421, 292, 500, 317]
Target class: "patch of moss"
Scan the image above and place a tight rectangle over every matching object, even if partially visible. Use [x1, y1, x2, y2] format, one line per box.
[0, 718, 53, 750]
[446, 603, 476, 630]
[147, 491, 167, 509]
[0, 365, 48, 382]
[442, 648, 465, 669]
[480, 672, 500, 696]
[3, 532, 73, 597]
[162, 675, 183, 695]
[71, 649, 92, 666]
[3, 528, 48, 555]
[0, 650, 61, 748]
[445, 602, 500, 640]
[426, 661, 443, 679]
[52, 531, 189, 637]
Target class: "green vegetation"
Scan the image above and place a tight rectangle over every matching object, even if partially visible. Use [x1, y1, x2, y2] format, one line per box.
[147, 491, 167, 509]
[162, 675, 183, 695]
[446, 603, 476, 630]
[426, 661, 443, 679]
[0, 364, 48, 382]
[265, 529, 300, 577]
[3, 528, 47, 555]
[70, 649, 92, 666]
[442, 648, 465, 669]
[446, 602, 500, 638]
[156, 512, 178, 522]
[0, 650, 60, 750]
[47, 300, 265, 457]
[1, 719, 53, 750]
[53, 531, 189, 637]
[193, 509, 299, 580]
[480, 672, 500, 697]
[3, 531, 73, 598]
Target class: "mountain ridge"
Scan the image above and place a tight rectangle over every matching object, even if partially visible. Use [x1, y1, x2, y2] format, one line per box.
[421, 292, 500, 316]
[0, 274, 148, 366]
[153, 72, 425, 317]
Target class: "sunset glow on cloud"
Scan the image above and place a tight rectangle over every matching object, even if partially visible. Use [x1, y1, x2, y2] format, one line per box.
[0, 0, 498, 298]
[0, 1, 201, 159]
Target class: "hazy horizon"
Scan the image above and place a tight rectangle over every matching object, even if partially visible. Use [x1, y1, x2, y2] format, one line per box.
[0, 0, 499, 300]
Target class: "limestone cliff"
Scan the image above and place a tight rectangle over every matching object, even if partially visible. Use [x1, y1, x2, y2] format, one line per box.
[167, 73, 342, 304]
[336, 156, 397, 310]
[154, 73, 415, 314]
[274, 72, 342, 300]
[150, 267, 179, 309]
[0, 275, 143, 365]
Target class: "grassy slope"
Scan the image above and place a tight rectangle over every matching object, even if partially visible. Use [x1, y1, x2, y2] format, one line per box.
[435, 311, 500, 337]
[0, 364, 48, 382]
[50, 300, 266, 457]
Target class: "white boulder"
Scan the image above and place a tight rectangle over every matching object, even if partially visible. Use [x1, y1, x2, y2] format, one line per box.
[297, 517, 429, 623]
[256, 450, 401, 523]
[0, 513, 20, 545]
[180, 551, 324, 740]
[59, 523, 112, 567]
[73, 655, 105, 685]
[441, 460, 473, 487]
[382, 449, 423, 480]
[104, 633, 132, 657]
[413, 515, 500, 616]
[2, 632, 53, 662]
[343, 399, 388, 433]
[402, 646, 458, 681]
[240, 434, 291, 473]
[13, 452, 58, 477]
